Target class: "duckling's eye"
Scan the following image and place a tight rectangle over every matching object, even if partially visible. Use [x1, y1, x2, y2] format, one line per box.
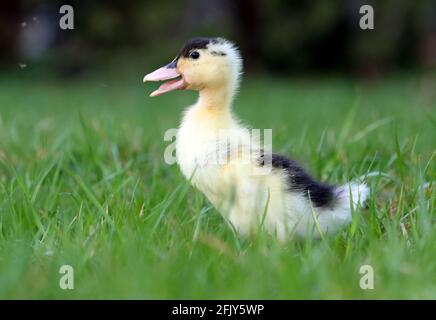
[189, 51, 200, 60]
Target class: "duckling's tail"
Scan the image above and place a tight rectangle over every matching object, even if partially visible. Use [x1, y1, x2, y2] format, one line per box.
[335, 182, 369, 209]
[299, 182, 369, 238]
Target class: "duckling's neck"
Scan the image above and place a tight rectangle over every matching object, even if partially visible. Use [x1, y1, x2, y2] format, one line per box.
[187, 85, 236, 130]
[197, 85, 234, 112]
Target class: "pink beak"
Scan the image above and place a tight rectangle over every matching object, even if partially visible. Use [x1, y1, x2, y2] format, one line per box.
[143, 61, 186, 97]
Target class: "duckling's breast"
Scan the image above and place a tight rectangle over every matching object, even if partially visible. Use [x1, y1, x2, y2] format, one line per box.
[175, 109, 290, 236]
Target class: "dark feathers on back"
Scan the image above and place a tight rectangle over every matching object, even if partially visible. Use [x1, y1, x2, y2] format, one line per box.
[259, 153, 336, 208]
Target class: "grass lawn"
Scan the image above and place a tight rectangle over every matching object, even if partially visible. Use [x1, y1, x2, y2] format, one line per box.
[0, 72, 434, 299]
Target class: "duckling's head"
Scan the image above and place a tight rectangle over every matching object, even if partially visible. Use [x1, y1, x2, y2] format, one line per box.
[144, 37, 242, 97]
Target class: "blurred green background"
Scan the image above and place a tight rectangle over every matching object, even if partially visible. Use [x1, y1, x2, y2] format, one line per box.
[1, 0, 436, 77]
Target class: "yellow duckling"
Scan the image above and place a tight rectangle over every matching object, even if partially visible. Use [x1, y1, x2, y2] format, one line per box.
[144, 37, 368, 241]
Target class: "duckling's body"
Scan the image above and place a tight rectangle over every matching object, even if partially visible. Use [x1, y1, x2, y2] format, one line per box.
[144, 37, 368, 240]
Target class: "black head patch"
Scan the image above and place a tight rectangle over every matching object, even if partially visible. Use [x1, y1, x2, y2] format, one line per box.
[166, 37, 227, 69]
[178, 37, 212, 58]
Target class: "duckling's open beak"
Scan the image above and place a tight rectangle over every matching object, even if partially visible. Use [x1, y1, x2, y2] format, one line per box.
[143, 61, 186, 97]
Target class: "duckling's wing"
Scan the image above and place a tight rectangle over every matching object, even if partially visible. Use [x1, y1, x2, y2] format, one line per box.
[258, 153, 336, 208]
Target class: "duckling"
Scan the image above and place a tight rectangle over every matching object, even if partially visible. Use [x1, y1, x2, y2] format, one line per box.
[144, 37, 368, 241]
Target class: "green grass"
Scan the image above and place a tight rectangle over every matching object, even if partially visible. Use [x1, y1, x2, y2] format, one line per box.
[0, 72, 434, 299]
